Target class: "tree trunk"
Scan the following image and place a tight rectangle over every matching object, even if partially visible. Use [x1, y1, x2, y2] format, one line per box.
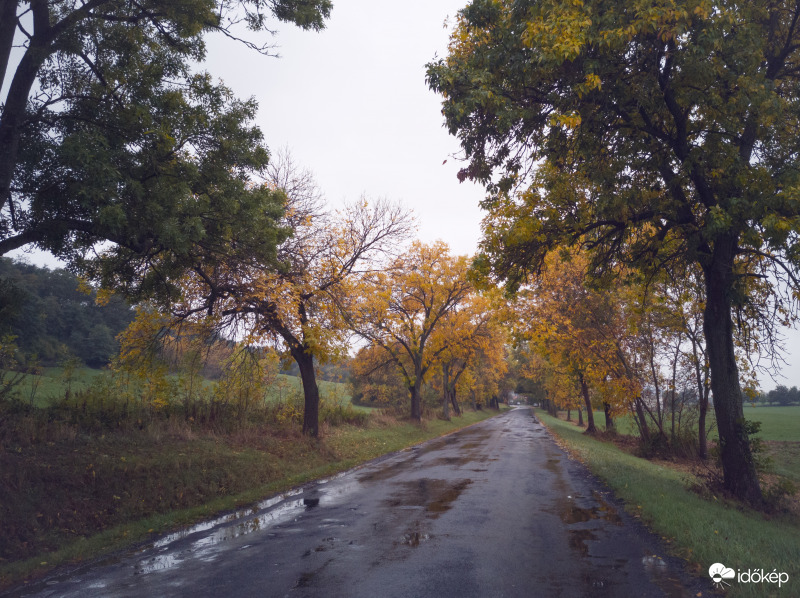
[703, 241, 762, 504]
[566, 408, 572, 421]
[442, 369, 450, 420]
[635, 397, 650, 443]
[295, 349, 320, 438]
[577, 406, 584, 427]
[410, 372, 423, 421]
[698, 392, 709, 461]
[0, 24, 54, 222]
[450, 391, 461, 416]
[670, 391, 676, 445]
[692, 336, 709, 461]
[580, 375, 597, 434]
[603, 402, 615, 432]
[0, 0, 18, 90]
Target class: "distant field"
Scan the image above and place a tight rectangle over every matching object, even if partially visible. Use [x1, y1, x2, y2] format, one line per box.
[743, 405, 800, 442]
[563, 405, 800, 442]
[6, 367, 355, 409]
[10, 367, 104, 406]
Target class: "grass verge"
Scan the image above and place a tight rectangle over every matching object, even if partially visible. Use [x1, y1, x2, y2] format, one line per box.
[536, 409, 800, 598]
[0, 408, 499, 590]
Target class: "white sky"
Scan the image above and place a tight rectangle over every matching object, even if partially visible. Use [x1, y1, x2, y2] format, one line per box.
[201, 0, 486, 258]
[7, 0, 800, 390]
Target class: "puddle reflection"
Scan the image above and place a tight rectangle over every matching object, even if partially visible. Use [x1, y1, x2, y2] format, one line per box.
[385, 478, 472, 518]
[642, 555, 686, 598]
[559, 492, 622, 526]
[136, 473, 364, 577]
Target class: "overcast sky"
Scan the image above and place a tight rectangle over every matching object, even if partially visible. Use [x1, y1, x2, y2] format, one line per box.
[202, 0, 487, 258]
[8, 0, 800, 390]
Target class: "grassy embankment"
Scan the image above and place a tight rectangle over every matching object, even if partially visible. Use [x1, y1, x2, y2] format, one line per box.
[579, 405, 800, 484]
[0, 367, 501, 589]
[537, 407, 800, 597]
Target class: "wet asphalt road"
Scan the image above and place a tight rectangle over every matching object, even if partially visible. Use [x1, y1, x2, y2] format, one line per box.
[9, 407, 703, 598]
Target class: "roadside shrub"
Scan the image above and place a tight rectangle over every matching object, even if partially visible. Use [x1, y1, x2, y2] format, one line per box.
[321, 401, 368, 427]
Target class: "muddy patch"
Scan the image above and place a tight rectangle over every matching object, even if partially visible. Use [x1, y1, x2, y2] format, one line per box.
[428, 456, 468, 467]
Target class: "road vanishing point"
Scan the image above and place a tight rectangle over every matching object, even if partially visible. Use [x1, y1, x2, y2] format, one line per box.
[9, 408, 704, 597]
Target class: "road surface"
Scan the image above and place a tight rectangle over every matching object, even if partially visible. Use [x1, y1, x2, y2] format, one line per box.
[8, 408, 703, 597]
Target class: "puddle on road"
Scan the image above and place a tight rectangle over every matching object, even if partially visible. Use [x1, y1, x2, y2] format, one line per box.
[150, 488, 304, 551]
[641, 555, 688, 598]
[360, 429, 493, 483]
[568, 529, 596, 556]
[357, 454, 421, 483]
[558, 491, 622, 526]
[416, 428, 493, 457]
[133, 472, 364, 577]
[580, 571, 614, 594]
[134, 554, 182, 575]
[554, 494, 689, 596]
[385, 478, 473, 519]
[550, 491, 624, 563]
[544, 458, 561, 473]
[399, 531, 432, 547]
[427, 454, 495, 468]
[429, 456, 467, 467]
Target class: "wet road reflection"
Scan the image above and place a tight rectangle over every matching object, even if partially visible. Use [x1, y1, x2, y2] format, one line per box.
[9, 408, 702, 598]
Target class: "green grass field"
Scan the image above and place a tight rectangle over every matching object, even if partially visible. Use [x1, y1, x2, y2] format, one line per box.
[577, 404, 800, 442]
[11, 366, 104, 407]
[537, 410, 800, 597]
[743, 405, 800, 441]
[10, 366, 357, 410]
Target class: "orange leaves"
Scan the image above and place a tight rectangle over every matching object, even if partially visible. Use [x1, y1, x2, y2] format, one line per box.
[351, 242, 478, 397]
[512, 249, 642, 410]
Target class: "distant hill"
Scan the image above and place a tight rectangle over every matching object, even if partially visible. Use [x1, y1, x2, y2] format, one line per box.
[0, 259, 134, 367]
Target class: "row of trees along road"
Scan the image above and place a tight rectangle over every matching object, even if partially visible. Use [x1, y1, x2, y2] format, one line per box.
[428, 0, 800, 505]
[510, 249, 763, 462]
[0, 0, 505, 437]
[349, 240, 508, 421]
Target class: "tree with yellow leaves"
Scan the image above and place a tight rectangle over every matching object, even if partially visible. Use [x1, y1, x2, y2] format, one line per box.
[349, 344, 408, 409]
[349, 241, 473, 421]
[512, 250, 642, 434]
[174, 152, 413, 436]
[430, 292, 507, 418]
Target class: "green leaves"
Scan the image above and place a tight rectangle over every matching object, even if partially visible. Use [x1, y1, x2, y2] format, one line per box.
[1, 0, 333, 303]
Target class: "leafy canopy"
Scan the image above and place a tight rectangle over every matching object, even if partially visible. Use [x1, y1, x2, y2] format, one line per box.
[0, 0, 332, 300]
[428, 0, 800, 291]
